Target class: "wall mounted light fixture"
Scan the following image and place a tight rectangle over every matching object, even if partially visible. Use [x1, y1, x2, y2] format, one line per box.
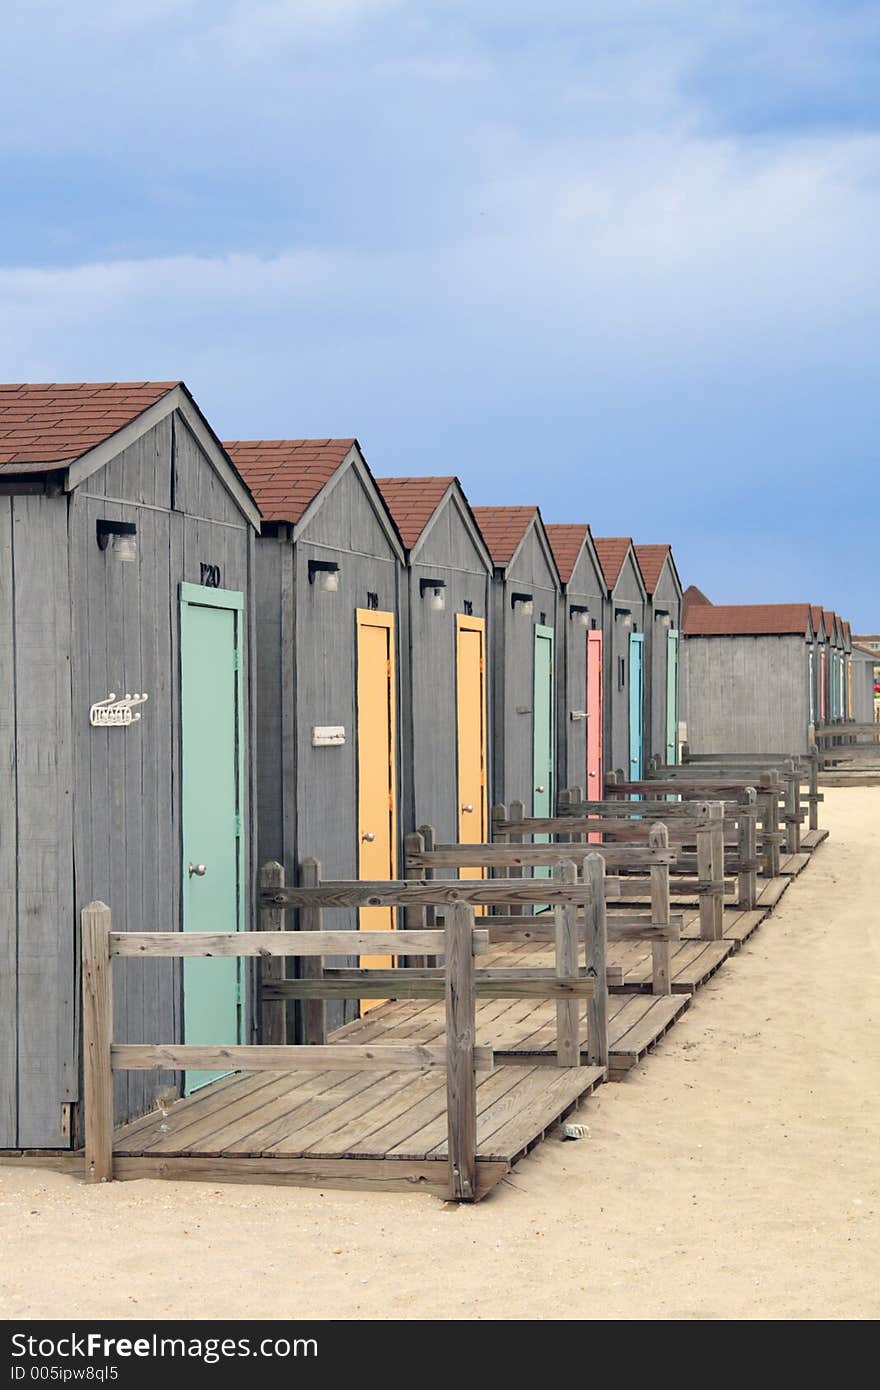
[614, 606, 632, 628]
[655, 609, 672, 628]
[308, 559, 340, 592]
[511, 591, 534, 616]
[569, 604, 590, 626]
[419, 577, 447, 612]
[96, 519, 138, 562]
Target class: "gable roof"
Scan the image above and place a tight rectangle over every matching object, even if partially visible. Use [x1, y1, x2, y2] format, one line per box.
[470, 506, 536, 567]
[375, 476, 456, 549]
[0, 381, 180, 472]
[811, 605, 825, 635]
[684, 584, 712, 609]
[592, 537, 634, 591]
[545, 524, 590, 585]
[683, 603, 813, 637]
[634, 544, 671, 595]
[225, 439, 356, 524]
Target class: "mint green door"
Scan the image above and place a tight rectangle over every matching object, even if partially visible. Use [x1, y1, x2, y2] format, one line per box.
[533, 626, 554, 882]
[665, 629, 679, 765]
[180, 583, 245, 1093]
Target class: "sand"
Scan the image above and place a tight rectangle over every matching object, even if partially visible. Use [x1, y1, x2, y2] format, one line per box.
[1, 785, 878, 1321]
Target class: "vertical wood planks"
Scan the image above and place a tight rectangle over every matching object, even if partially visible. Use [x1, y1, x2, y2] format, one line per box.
[584, 853, 609, 1068]
[708, 802, 725, 938]
[738, 789, 758, 910]
[0, 499, 16, 1145]
[259, 862, 286, 1045]
[82, 902, 114, 1183]
[445, 901, 477, 1201]
[553, 861, 580, 1067]
[299, 858, 326, 1046]
[649, 823, 673, 990]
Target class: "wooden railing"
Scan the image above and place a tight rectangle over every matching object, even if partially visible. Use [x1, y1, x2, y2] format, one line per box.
[82, 899, 536, 1201]
[679, 747, 822, 836]
[403, 822, 680, 994]
[604, 769, 787, 875]
[814, 724, 880, 768]
[555, 789, 759, 912]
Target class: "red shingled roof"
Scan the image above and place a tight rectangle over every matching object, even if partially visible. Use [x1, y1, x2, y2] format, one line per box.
[634, 544, 671, 595]
[684, 603, 813, 637]
[684, 585, 712, 609]
[593, 537, 632, 591]
[224, 439, 356, 523]
[545, 524, 589, 585]
[375, 476, 454, 550]
[0, 381, 180, 470]
[471, 506, 536, 566]
[811, 605, 825, 634]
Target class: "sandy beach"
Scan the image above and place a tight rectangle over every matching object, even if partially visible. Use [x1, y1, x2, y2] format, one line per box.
[1, 785, 878, 1322]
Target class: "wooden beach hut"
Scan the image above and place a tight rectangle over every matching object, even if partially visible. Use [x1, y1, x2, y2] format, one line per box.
[544, 524, 606, 798]
[470, 506, 561, 817]
[226, 439, 406, 1028]
[0, 381, 260, 1150]
[810, 605, 827, 728]
[681, 602, 817, 753]
[635, 544, 683, 765]
[375, 475, 493, 847]
[851, 642, 877, 723]
[592, 538, 648, 779]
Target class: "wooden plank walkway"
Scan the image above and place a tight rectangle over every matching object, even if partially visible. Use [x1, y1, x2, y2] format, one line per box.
[802, 829, 829, 851]
[650, 905, 768, 949]
[779, 852, 811, 876]
[110, 1061, 603, 1198]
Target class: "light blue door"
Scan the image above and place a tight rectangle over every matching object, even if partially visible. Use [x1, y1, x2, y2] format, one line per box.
[180, 583, 245, 1093]
[533, 626, 554, 882]
[628, 631, 644, 782]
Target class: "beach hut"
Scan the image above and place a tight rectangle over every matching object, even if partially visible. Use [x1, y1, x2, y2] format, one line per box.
[851, 643, 877, 723]
[226, 439, 405, 1027]
[681, 602, 817, 753]
[0, 380, 260, 1149]
[592, 538, 648, 780]
[375, 475, 493, 847]
[635, 544, 683, 765]
[809, 606, 827, 728]
[471, 507, 561, 817]
[544, 524, 606, 798]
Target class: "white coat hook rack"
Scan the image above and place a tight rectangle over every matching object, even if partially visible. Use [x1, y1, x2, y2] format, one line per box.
[90, 692, 149, 728]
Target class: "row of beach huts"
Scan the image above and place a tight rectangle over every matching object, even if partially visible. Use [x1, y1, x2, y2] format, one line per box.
[0, 379, 870, 1164]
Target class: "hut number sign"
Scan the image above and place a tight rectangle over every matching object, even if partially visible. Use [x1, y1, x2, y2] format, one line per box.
[90, 692, 149, 728]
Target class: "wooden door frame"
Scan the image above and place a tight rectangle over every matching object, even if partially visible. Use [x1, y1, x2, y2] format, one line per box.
[354, 607, 398, 881]
[179, 581, 246, 941]
[533, 624, 555, 811]
[454, 612, 488, 844]
[628, 629, 645, 779]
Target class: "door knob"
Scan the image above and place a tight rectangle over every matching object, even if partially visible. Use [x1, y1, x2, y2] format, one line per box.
[361, 831, 375, 842]
[630, 758, 638, 764]
[461, 803, 474, 814]
[589, 771, 597, 778]
[188, 863, 207, 878]
[535, 785, 545, 793]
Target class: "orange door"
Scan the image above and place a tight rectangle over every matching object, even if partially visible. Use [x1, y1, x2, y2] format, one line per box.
[456, 616, 488, 907]
[356, 609, 397, 1009]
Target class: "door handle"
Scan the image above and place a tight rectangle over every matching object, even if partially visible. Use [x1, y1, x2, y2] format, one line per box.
[361, 831, 375, 842]
[460, 803, 474, 814]
[589, 771, 597, 778]
[535, 785, 545, 794]
[630, 758, 638, 764]
[188, 863, 207, 878]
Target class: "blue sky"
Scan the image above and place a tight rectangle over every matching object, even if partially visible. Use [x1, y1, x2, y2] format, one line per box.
[1, 1, 878, 624]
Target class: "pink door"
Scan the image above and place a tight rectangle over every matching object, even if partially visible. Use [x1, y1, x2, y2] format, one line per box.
[587, 630, 603, 842]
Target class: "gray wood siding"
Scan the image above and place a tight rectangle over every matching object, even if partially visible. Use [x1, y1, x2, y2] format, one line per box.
[492, 526, 558, 809]
[682, 634, 811, 753]
[0, 501, 17, 1145]
[11, 496, 74, 1149]
[852, 652, 875, 723]
[645, 560, 682, 762]
[405, 497, 491, 842]
[556, 546, 605, 792]
[605, 555, 646, 775]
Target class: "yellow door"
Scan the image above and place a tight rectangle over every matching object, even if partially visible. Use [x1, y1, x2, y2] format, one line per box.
[356, 609, 397, 1010]
[456, 615, 488, 908]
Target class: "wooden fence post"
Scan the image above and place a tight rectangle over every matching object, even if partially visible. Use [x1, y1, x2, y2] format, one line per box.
[404, 831, 428, 968]
[738, 789, 758, 910]
[584, 853, 609, 1069]
[759, 772, 781, 877]
[299, 858, 326, 1045]
[82, 902, 114, 1184]
[696, 814, 716, 942]
[807, 747, 820, 832]
[260, 862, 286, 1045]
[649, 823, 672, 991]
[507, 798, 525, 915]
[783, 759, 800, 854]
[553, 861, 580, 1067]
[708, 801, 725, 938]
[445, 901, 477, 1202]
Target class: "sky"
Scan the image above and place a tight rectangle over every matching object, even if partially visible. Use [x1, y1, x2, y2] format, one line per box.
[1, 1, 878, 625]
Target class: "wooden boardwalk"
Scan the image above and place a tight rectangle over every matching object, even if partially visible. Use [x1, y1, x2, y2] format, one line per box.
[111, 1061, 604, 1198]
[674, 905, 768, 948]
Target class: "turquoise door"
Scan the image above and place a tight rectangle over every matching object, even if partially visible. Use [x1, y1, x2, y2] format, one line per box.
[628, 631, 644, 781]
[665, 629, 679, 764]
[533, 626, 554, 881]
[180, 583, 245, 1092]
